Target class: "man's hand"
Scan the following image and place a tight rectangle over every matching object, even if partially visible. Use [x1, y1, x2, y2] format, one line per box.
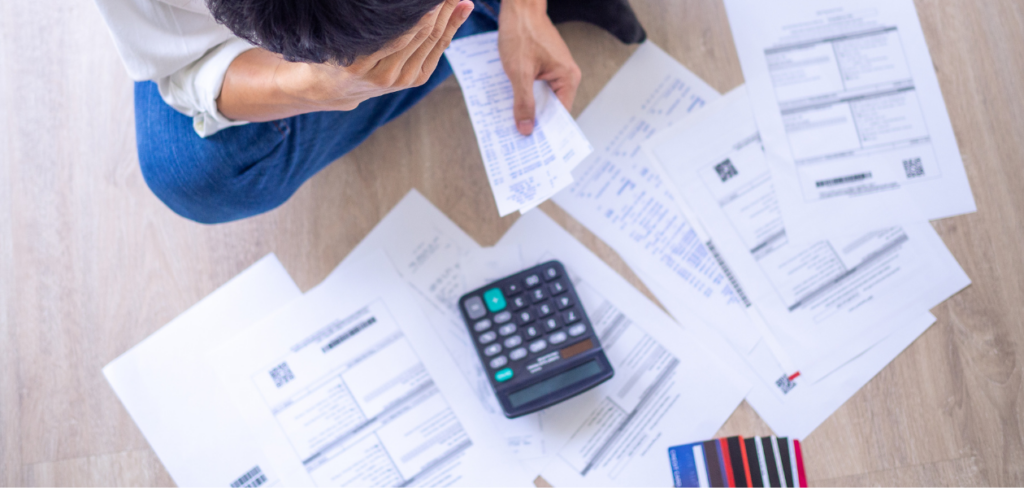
[498, 0, 581, 135]
[219, 0, 474, 122]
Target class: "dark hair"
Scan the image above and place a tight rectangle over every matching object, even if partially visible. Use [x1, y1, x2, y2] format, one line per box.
[207, 0, 446, 66]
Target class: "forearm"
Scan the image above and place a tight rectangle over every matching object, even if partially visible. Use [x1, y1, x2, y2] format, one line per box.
[217, 48, 324, 122]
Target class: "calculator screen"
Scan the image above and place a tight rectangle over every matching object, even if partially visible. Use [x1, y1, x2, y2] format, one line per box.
[508, 360, 603, 408]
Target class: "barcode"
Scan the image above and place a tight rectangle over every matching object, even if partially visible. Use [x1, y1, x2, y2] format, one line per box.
[903, 157, 924, 178]
[269, 362, 294, 388]
[815, 172, 872, 188]
[230, 466, 267, 488]
[775, 374, 797, 395]
[706, 240, 751, 308]
[715, 159, 739, 183]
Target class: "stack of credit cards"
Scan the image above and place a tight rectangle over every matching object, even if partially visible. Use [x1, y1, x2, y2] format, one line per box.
[668, 436, 806, 487]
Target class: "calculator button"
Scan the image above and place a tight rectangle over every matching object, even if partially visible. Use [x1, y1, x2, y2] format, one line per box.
[543, 316, 560, 331]
[510, 348, 528, 361]
[504, 335, 522, 348]
[568, 324, 587, 337]
[478, 331, 497, 344]
[543, 265, 560, 281]
[483, 288, 506, 312]
[549, 331, 567, 344]
[511, 295, 529, 310]
[530, 288, 547, 302]
[549, 280, 567, 295]
[529, 339, 547, 353]
[493, 311, 512, 324]
[516, 310, 534, 325]
[524, 325, 540, 339]
[536, 301, 554, 317]
[489, 355, 508, 369]
[555, 295, 573, 310]
[464, 296, 486, 319]
[562, 308, 580, 324]
[524, 274, 541, 288]
[484, 343, 502, 356]
[495, 368, 513, 382]
[498, 324, 517, 336]
[473, 319, 492, 332]
[505, 282, 522, 295]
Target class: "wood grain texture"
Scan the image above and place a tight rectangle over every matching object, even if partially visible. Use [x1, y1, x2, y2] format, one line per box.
[1, 0, 1022, 486]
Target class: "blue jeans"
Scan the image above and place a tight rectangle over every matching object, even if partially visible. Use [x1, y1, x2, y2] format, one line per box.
[136, 1, 500, 224]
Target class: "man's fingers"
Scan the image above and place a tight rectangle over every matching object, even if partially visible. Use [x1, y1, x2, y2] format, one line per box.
[511, 71, 538, 135]
[540, 65, 581, 112]
[411, 1, 473, 84]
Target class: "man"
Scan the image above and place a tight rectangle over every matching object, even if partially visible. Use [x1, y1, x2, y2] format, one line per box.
[94, 0, 645, 223]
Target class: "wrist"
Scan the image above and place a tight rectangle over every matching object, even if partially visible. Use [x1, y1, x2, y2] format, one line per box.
[503, 0, 547, 14]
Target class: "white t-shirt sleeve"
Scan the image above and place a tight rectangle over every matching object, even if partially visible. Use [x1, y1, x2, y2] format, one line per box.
[93, 0, 257, 137]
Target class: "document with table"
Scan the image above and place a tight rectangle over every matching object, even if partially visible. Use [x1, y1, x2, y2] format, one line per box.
[207, 251, 535, 487]
[447, 32, 593, 216]
[338, 190, 751, 483]
[642, 87, 970, 378]
[551, 42, 759, 354]
[723, 0, 976, 239]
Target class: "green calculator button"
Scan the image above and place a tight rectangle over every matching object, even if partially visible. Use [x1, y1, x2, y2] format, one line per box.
[483, 288, 506, 312]
[495, 368, 513, 382]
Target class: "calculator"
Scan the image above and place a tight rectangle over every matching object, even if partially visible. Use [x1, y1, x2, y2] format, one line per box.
[458, 260, 614, 418]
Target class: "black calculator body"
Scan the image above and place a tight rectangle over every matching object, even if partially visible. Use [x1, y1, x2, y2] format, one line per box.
[458, 260, 614, 418]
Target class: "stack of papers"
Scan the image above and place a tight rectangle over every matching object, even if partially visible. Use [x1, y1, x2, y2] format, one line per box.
[103, 1, 977, 483]
[446, 32, 594, 216]
[105, 190, 753, 486]
[553, 0, 973, 439]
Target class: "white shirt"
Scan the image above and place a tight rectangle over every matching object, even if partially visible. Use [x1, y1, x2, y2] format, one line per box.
[93, 0, 256, 136]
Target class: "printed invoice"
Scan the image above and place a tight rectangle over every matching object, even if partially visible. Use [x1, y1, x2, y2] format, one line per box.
[643, 87, 971, 378]
[724, 0, 976, 239]
[446, 32, 593, 216]
[499, 211, 750, 487]
[208, 252, 534, 487]
[338, 190, 750, 482]
[551, 42, 759, 353]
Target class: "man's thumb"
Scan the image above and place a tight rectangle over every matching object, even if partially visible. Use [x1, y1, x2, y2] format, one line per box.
[512, 76, 536, 136]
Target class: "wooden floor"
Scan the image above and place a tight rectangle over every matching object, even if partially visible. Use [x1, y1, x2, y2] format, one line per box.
[2, 0, 1023, 485]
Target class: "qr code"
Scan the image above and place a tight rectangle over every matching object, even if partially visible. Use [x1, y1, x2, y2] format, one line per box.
[775, 373, 798, 395]
[903, 157, 924, 178]
[269, 362, 294, 388]
[715, 159, 739, 182]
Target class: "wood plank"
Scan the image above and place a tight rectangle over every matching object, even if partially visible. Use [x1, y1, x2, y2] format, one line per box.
[1, 0, 1023, 485]
[23, 450, 173, 487]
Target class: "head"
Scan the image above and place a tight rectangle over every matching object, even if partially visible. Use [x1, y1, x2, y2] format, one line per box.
[207, 0, 448, 66]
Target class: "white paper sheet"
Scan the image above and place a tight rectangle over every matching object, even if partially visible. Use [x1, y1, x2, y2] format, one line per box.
[498, 211, 752, 487]
[336, 191, 550, 468]
[723, 0, 976, 240]
[643, 87, 971, 378]
[446, 31, 593, 217]
[551, 42, 760, 354]
[743, 312, 937, 439]
[208, 251, 535, 487]
[103, 255, 302, 487]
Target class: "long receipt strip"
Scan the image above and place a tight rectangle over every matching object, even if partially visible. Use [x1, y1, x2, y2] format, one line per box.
[499, 210, 751, 487]
[552, 42, 759, 354]
[643, 87, 971, 379]
[339, 190, 751, 485]
[447, 31, 593, 216]
[104, 256, 302, 487]
[723, 0, 976, 239]
[208, 251, 534, 487]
